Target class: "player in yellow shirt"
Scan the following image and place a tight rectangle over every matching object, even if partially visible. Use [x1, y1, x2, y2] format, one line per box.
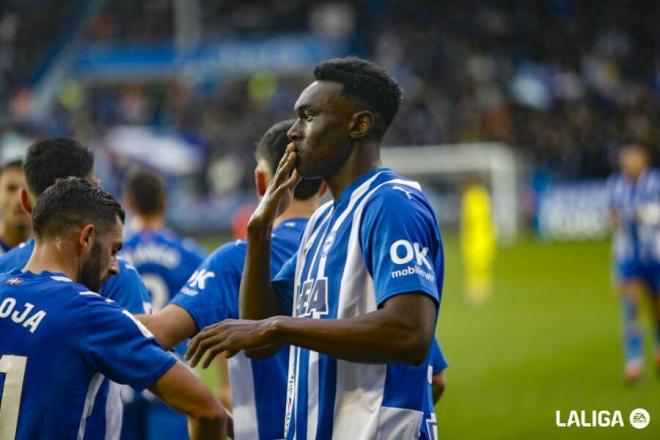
[460, 182, 497, 304]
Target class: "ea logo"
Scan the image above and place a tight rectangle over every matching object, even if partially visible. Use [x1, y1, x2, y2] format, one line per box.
[629, 408, 650, 429]
[389, 240, 433, 270]
[188, 269, 215, 290]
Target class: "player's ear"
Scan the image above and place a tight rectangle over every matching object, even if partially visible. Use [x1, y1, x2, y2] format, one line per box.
[348, 111, 375, 140]
[79, 224, 96, 253]
[255, 169, 267, 197]
[19, 188, 33, 215]
[319, 182, 328, 197]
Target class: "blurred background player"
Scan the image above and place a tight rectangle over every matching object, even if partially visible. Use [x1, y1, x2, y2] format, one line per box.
[0, 177, 225, 439]
[608, 144, 660, 382]
[0, 137, 152, 438]
[460, 180, 496, 305]
[0, 160, 30, 254]
[119, 168, 205, 440]
[138, 119, 324, 439]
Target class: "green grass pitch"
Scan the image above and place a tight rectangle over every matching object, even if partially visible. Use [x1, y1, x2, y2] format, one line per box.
[437, 236, 660, 439]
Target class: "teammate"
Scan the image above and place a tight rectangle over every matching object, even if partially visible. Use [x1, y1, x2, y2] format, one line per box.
[0, 177, 225, 439]
[186, 57, 444, 439]
[607, 144, 660, 382]
[0, 160, 30, 254]
[0, 137, 151, 437]
[138, 119, 324, 439]
[119, 168, 205, 440]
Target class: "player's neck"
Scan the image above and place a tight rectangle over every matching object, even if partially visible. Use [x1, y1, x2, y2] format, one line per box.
[23, 240, 79, 282]
[0, 222, 30, 248]
[274, 198, 319, 226]
[325, 141, 381, 200]
[131, 215, 165, 232]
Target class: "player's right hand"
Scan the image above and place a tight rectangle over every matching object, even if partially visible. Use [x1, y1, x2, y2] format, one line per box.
[247, 143, 301, 231]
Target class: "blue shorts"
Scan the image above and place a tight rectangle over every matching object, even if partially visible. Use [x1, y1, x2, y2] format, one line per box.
[616, 258, 660, 294]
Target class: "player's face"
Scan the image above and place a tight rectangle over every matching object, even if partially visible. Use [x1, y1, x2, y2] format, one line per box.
[79, 216, 123, 292]
[619, 148, 648, 180]
[0, 168, 29, 226]
[288, 81, 355, 179]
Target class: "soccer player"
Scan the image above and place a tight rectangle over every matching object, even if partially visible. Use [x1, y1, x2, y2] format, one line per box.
[0, 137, 151, 437]
[0, 160, 31, 254]
[138, 119, 324, 439]
[0, 177, 225, 439]
[460, 181, 496, 305]
[119, 168, 205, 440]
[608, 144, 660, 381]
[186, 57, 444, 439]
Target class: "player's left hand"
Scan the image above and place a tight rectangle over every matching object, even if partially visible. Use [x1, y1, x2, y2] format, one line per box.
[185, 317, 284, 368]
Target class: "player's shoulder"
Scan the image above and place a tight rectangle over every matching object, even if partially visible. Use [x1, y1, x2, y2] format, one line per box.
[367, 174, 429, 212]
[0, 239, 33, 273]
[206, 239, 247, 269]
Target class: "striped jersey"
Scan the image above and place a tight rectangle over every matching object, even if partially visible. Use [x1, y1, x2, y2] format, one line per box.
[273, 168, 444, 440]
[171, 218, 308, 439]
[607, 168, 660, 264]
[0, 269, 176, 439]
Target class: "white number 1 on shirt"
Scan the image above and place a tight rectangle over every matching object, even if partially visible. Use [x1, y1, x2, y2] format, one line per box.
[0, 355, 27, 439]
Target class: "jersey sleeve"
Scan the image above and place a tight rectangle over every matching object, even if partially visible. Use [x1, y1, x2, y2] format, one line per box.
[272, 253, 298, 315]
[429, 338, 448, 374]
[100, 259, 151, 314]
[170, 243, 243, 332]
[83, 295, 177, 391]
[361, 186, 443, 307]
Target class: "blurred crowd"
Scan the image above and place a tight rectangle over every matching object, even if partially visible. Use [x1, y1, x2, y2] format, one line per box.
[1, 0, 660, 193]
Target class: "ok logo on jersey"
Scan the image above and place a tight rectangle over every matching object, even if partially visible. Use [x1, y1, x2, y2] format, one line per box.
[296, 278, 328, 318]
[389, 239, 433, 270]
[187, 269, 215, 290]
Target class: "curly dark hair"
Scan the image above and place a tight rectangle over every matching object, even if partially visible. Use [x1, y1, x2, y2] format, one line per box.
[23, 137, 94, 197]
[314, 56, 403, 140]
[255, 119, 323, 200]
[32, 177, 124, 239]
[124, 168, 165, 216]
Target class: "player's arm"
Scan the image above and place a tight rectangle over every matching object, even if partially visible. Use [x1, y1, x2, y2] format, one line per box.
[240, 145, 300, 319]
[137, 304, 197, 350]
[431, 371, 446, 404]
[429, 338, 448, 404]
[187, 292, 436, 366]
[85, 297, 227, 439]
[149, 361, 227, 439]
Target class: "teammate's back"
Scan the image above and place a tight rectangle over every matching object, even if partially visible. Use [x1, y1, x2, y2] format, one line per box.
[0, 270, 174, 439]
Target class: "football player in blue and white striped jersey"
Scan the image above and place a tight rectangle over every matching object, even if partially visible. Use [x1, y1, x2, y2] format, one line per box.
[187, 57, 444, 440]
[608, 145, 660, 382]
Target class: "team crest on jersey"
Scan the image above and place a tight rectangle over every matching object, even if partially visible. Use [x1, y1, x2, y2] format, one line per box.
[6, 278, 22, 285]
[321, 232, 335, 256]
[296, 277, 329, 317]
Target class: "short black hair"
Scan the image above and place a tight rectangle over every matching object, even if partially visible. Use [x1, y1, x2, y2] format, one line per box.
[32, 177, 124, 240]
[255, 119, 323, 200]
[23, 137, 94, 196]
[0, 159, 23, 179]
[124, 168, 165, 216]
[313, 56, 403, 140]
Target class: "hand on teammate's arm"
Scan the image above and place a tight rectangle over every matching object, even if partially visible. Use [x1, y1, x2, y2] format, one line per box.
[240, 144, 301, 320]
[149, 361, 226, 439]
[187, 292, 437, 367]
